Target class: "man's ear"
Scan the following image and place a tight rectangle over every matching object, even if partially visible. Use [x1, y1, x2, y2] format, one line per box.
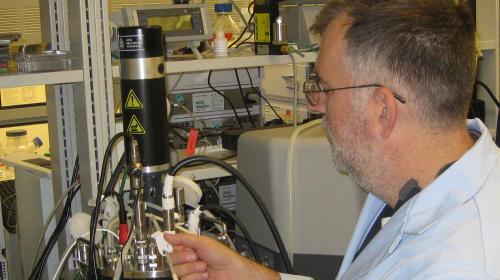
[368, 87, 398, 140]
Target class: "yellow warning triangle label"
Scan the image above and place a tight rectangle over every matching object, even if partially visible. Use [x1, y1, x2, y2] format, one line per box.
[127, 115, 146, 134]
[125, 89, 143, 109]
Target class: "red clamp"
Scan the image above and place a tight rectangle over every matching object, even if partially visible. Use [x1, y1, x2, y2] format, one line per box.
[186, 129, 199, 156]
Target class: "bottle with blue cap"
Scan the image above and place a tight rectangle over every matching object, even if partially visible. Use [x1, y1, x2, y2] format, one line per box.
[212, 3, 241, 47]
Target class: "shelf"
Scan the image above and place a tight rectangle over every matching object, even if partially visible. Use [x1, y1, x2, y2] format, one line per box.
[479, 40, 498, 51]
[0, 105, 47, 127]
[112, 51, 317, 76]
[0, 70, 83, 88]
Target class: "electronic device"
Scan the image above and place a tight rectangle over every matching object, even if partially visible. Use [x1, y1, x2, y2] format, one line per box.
[110, 4, 211, 58]
[279, 0, 325, 46]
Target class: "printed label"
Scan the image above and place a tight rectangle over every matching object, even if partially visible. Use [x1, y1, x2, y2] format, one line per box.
[192, 92, 224, 113]
[254, 13, 271, 43]
[119, 35, 144, 51]
[127, 115, 146, 134]
[219, 184, 236, 211]
[125, 89, 144, 109]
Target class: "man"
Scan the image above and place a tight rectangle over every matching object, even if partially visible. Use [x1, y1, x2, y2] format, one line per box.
[164, 0, 500, 279]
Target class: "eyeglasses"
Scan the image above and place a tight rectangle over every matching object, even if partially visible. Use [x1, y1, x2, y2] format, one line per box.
[302, 79, 407, 106]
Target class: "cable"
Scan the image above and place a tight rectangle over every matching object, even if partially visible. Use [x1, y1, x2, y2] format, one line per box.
[229, 2, 254, 48]
[229, 13, 254, 49]
[30, 181, 81, 273]
[244, 67, 283, 122]
[118, 167, 128, 197]
[285, 119, 322, 266]
[207, 70, 244, 128]
[29, 184, 81, 280]
[118, 195, 139, 279]
[288, 53, 299, 126]
[167, 73, 184, 95]
[89, 132, 130, 279]
[169, 155, 294, 274]
[235, 33, 254, 48]
[475, 80, 500, 109]
[105, 153, 127, 194]
[179, 105, 206, 129]
[30, 156, 80, 280]
[201, 204, 262, 264]
[234, 69, 256, 127]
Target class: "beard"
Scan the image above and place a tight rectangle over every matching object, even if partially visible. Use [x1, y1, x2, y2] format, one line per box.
[322, 114, 382, 194]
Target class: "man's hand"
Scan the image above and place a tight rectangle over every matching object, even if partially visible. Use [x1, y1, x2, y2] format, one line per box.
[164, 233, 280, 280]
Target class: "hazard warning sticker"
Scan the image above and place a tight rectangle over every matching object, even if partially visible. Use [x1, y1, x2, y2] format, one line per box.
[127, 115, 146, 134]
[125, 89, 143, 109]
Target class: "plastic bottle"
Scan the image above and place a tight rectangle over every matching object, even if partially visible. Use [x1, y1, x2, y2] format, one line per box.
[212, 3, 240, 46]
[213, 29, 228, 57]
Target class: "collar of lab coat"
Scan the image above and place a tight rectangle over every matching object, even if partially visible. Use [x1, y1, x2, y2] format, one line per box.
[337, 119, 499, 280]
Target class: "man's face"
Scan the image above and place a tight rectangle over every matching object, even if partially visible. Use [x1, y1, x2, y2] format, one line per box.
[311, 15, 381, 193]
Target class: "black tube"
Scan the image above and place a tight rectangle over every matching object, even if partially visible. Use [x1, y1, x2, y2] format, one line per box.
[29, 157, 80, 280]
[105, 153, 127, 194]
[244, 67, 283, 122]
[234, 69, 256, 127]
[475, 80, 500, 108]
[208, 70, 244, 128]
[29, 185, 81, 280]
[201, 204, 262, 264]
[169, 155, 294, 274]
[88, 132, 130, 279]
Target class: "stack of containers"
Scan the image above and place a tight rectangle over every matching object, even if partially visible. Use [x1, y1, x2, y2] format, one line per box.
[0, 33, 20, 73]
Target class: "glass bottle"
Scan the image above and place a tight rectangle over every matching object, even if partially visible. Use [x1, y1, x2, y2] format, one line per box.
[212, 3, 241, 46]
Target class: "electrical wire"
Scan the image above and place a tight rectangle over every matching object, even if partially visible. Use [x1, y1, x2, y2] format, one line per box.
[229, 13, 254, 49]
[234, 69, 256, 127]
[288, 53, 299, 126]
[30, 181, 81, 273]
[117, 195, 139, 279]
[105, 153, 127, 194]
[207, 70, 244, 128]
[229, 2, 254, 48]
[235, 33, 254, 48]
[29, 156, 80, 280]
[89, 132, 130, 279]
[169, 155, 294, 274]
[201, 204, 262, 264]
[244, 67, 284, 122]
[475, 80, 500, 109]
[285, 119, 322, 266]
[29, 184, 81, 280]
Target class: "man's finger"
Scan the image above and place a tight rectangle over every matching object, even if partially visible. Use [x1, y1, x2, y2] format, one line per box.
[164, 233, 208, 250]
[173, 261, 208, 277]
[182, 271, 210, 280]
[173, 245, 195, 252]
[170, 250, 198, 264]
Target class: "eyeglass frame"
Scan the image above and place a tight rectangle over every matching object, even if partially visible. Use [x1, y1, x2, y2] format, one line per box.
[302, 79, 407, 106]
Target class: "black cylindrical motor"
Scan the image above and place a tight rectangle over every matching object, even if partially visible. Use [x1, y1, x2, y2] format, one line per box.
[118, 26, 169, 204]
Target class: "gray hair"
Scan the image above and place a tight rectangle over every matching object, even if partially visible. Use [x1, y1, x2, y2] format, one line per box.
[311, 0, 477, 129]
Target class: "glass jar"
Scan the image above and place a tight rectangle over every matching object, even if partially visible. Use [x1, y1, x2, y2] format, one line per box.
[5, 129, 35, 179]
